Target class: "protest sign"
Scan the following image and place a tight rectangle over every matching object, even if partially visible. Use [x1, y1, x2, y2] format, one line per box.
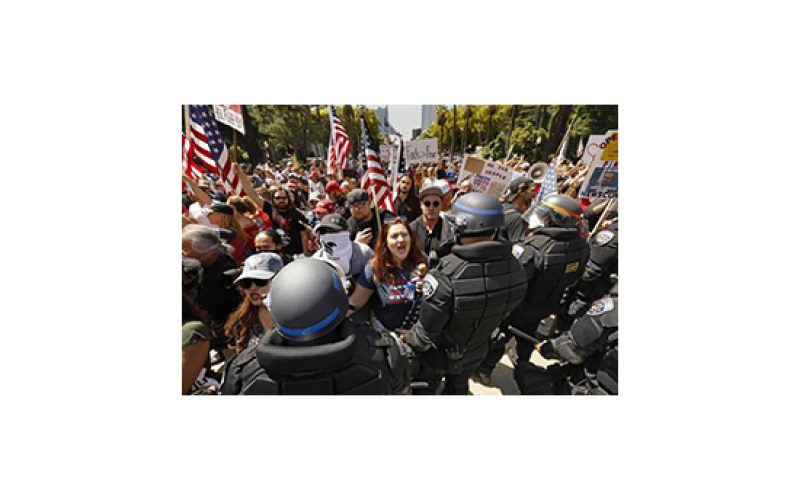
[380, 143, 399, 165]
[405, 138, 438, 165]
[580, 160, 618, 199]
[457, 155, 514, 197]
[579, 131, 619, 199]
[579, 134, 607, 167]
[213, 105, 245, 134]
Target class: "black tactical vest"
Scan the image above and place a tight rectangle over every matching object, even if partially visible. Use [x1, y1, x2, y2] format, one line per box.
[221, 321, 408, 395]
[510, 227, 590, 327]
[438, 240, 527, 348]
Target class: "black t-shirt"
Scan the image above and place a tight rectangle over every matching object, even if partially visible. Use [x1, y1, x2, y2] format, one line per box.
[394, 194, 421, 222]
[272, 207, 306, 255]
[347, 208, 394, 250]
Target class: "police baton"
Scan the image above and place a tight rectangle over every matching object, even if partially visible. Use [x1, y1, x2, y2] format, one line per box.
[505, 325, 540, 345]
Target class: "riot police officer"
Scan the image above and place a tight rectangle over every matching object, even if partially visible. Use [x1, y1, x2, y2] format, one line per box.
[525, 285, 618, 395]
[404, 192, 528, 395]
[221, 258, 409, 395]
[566, 219, 618, 319]
[473, 194, 590, 392]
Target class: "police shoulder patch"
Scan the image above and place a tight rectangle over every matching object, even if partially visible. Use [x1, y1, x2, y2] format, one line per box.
[512, 244, 525, 260]
[421, 274, 439, 300]
[595, 230, 615, 246]
[587, 297, 615, 316]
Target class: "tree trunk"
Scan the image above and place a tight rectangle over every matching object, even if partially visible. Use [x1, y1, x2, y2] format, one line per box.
[506, 104, 518, 151]
[542, 105, 572, 161]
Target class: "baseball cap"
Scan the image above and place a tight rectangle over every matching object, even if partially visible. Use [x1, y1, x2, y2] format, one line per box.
[316, 199, 334, 214]
[347, 188, 370, 204]
[234, 252, 284, 283]
[209, 202, 234, 216]
[418, 179, 444, 199]
[314, 213, 348, 233]
[433, 179, 451, 195]
[325, 180, 340, 192]
[502, 177, 533, 202]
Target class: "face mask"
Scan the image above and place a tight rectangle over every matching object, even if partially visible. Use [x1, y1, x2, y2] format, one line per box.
[320, 232, 353, 275]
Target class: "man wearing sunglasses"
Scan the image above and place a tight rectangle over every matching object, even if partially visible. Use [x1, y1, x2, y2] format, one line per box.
[409, 182, 455, 262]
[271, 188, 310, 257]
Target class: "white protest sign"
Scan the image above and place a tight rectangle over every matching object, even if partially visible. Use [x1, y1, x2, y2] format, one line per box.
[405, 138, 438, 165]
[456, 155, 514, 198]
[213, 105, 245, 134]
[379, 143, 397, 164]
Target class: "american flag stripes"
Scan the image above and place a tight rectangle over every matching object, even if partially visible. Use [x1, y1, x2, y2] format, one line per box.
[182, 133, 204, 180]
[359, 110, 395, 213]
[327, 105, 351, 178]
[188, 105, 243, 196]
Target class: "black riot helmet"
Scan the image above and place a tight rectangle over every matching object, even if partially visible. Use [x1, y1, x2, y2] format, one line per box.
[533, 194, 582, 228]
[266, 258, 348, 343]
[448, 192, 505, 236]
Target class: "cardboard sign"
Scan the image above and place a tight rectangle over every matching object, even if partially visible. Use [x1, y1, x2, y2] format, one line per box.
[456, 155, 513, 197]
[405, 138, 438, 164]
[213, 105, 245, 134]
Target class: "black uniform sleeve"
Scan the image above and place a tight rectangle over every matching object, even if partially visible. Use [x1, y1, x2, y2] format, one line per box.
[414, 270, 454, 345]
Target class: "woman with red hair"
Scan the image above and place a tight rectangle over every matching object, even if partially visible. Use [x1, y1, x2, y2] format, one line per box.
[348, 217, 427, 332]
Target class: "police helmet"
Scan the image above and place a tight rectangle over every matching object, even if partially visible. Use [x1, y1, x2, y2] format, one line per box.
[533, 194, 582, 228]
[448, 192, 504, 235]
[266, 258, 348, 343]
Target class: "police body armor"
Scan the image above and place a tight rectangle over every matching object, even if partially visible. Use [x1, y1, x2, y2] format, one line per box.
[573, 223, 618, 313]
[423, 240, 527, 349]
[509, 226, 590, 329]
[551, 296, 618, 366]
[221, 320, 408, 395]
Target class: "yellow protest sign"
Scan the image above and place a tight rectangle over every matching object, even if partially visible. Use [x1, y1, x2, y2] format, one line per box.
[600, 132, 618, 161]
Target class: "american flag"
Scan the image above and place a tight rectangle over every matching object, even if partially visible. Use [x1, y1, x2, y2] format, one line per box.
[537, 162, 558, 201]
[359, 109, 395, 213]
[327, 105, 351, 178]
[188, 105, 243, 196]
[182, 133, 204, 180]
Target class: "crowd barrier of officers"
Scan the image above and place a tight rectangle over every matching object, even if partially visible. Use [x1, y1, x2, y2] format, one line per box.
[181, 159, 618, 395]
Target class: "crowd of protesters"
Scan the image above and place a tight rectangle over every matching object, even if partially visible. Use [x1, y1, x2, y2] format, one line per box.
[181, 154, 618, 395]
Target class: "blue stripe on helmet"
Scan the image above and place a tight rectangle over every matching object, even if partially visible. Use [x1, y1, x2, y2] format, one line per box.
[452, 201, 503, 216]
[332, 271, 341, 290]
[276, 307, 342, 337]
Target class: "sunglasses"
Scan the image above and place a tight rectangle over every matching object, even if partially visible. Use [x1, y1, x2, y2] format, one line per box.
[423, 200, 441, 207]
[237, 278, 270, 289]
[273, 196, 288, 201]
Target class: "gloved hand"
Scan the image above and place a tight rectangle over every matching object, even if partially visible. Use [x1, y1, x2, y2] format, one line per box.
[404, 325, 433, 352]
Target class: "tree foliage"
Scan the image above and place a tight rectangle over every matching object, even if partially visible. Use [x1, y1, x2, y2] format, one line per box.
[193, 104, 616, 167]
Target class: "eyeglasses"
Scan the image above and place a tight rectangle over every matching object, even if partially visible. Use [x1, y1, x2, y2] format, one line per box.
[423, 200, 441, 207]
[237, 278, 270, 289]
[350, 201, 369, 208]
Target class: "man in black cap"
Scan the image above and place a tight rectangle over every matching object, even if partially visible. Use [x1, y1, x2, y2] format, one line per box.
[500, 177, 535, 243]
[311, 213, 373, 293]
[345, 188, 394, 250]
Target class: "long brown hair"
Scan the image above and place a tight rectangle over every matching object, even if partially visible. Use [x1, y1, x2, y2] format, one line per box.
[224, 291, 265, 352]
[371, 219, 426, 283]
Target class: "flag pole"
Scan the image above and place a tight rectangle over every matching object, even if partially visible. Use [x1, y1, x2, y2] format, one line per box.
[369, 184, 382, 225]
[588, 198, 617, 240]
[232, 130, 238, 163]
